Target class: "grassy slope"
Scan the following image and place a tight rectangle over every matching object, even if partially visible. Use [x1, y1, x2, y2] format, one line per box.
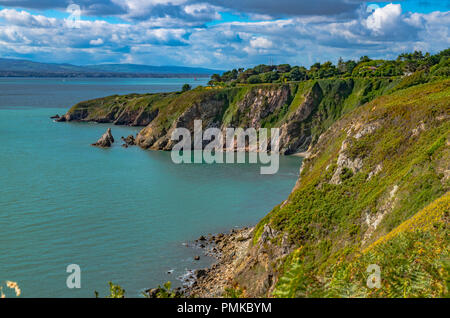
[275, 192, 449, 298]
[251, 80, 449, 297]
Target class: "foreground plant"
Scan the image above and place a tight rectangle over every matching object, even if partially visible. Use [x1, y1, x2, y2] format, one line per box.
[1, 281, 21, 298]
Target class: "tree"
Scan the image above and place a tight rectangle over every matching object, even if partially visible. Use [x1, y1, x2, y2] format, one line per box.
[261, 71, 279, 83]
[210, 73, 221, 82]
[247, 74, 262, 84]
[289, 66, 307, 81]
[277, 64, 291, 73]
[337, 57, 346, 74]
[345, 60, 357, 74]
[359, 56, 372, 63]
[182, 84, 191, 92]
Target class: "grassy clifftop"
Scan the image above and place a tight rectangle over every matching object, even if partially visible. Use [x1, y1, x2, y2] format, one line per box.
[231, 79, 449, 297]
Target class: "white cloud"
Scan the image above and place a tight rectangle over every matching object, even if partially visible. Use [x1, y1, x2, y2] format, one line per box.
[90, 38, 104, 45]
[0, 9, 57, 28]
[184, 3, 220, 20]
[0, 4, 448, 68]
[365, 3, 402, 34]
[249, 36, 273, 49]
[110, 0, 188, 20]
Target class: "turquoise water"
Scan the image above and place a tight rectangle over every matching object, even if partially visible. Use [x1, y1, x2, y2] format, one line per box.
[0, 77, 210, 109]
[0, 78, 302, 297]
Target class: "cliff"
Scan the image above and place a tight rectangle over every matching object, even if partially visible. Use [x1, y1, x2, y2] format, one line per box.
[194, 79, 448, 298]
[60, 77, 400, 154]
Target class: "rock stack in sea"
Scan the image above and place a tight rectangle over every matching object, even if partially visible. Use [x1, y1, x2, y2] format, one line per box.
[92, 128, 114, 148]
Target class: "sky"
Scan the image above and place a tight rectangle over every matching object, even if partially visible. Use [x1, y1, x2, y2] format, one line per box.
[0, 0, 448, 69]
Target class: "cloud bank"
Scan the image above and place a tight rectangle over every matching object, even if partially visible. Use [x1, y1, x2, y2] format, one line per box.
[0, 1, 448, 68]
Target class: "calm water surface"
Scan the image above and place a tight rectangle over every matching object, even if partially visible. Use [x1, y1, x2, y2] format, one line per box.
[0, 78, 302, 297]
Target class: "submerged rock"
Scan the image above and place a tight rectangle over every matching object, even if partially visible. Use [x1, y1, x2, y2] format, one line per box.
[92, 128, 114, 148]
[55, 115, 66, 122]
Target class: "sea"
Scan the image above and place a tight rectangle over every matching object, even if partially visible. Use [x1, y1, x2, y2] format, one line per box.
[0, 77, 302, 297]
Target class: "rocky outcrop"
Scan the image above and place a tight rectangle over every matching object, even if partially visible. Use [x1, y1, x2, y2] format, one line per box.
[279, 82, 322, 154]
[186, 227, 256, 297]
[121, 135, 135, 147]
[185, 224, 294, 298]
[230, 225, 293, 297]
[136, 97, 226, 150]
[92, 128, 114, 147]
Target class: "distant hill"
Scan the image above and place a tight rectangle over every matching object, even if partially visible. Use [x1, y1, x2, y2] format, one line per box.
[0, 58, 223, 78]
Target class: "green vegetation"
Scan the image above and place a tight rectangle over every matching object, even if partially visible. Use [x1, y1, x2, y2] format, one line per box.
[94, 281, 184, 298]
[224, 286, 245, 298]
[143, 281, 183, 298]
[251, 80, 449, 298]
[208, 49, 450, 86]
[94, 282, 125, 298]
[276, 193, 449, 298]
[182, 83, 192, 92]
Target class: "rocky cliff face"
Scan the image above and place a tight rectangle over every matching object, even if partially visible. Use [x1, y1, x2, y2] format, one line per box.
[211, 80, 449, 297]
[60, 78, 398, 155]
[136, 95, 226, 150]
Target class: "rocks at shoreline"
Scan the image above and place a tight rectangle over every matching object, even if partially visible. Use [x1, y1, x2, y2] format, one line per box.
[50, 114, 60, 119]
[55, 115, 66, 122]
[183, 227, 253, 297]
[142, 227, 252, 298]
[121, 135, 135, 148]
[92, 128, 114, 147]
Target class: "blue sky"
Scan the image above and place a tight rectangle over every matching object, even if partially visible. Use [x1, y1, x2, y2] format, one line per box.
[0, 1, 448, 69]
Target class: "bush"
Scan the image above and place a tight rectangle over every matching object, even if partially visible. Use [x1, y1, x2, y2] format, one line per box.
[247, 75, 262, 84]
[182, 84, 192, 92]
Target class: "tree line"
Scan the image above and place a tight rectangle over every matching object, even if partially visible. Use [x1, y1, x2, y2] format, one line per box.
[208, 49, 450, 86]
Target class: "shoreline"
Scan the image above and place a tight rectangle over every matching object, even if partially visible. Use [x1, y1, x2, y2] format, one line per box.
[290, 151, 310, 158]
[180, 227, 254, 298]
